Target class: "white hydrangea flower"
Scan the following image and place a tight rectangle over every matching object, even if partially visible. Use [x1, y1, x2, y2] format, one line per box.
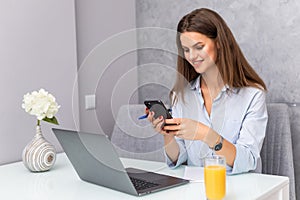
[22, 89, 60, 124]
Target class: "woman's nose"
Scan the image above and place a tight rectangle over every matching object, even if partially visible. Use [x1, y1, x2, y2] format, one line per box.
[189, 50, 197, 60]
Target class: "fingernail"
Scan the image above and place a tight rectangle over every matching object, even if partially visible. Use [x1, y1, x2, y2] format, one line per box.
[159, 116, 163, 120]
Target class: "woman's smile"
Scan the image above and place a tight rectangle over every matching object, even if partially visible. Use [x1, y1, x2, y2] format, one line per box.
[191, 59, 204, 67]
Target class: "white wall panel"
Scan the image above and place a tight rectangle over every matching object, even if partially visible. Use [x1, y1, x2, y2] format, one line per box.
[0, 0, 78, 164]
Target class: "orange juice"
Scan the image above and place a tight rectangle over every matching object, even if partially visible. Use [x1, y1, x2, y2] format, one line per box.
[204, 165, 226, 200]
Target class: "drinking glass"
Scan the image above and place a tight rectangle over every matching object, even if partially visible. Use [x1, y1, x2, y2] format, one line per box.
[204, 155, 226, 200]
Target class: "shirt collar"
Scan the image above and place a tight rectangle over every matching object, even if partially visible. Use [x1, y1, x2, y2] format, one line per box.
[189, 75, 201, 90]
[189, 75, 238, 93]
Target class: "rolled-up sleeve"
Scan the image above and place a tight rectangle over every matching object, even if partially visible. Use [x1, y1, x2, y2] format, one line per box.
[230, 90, 268, 174]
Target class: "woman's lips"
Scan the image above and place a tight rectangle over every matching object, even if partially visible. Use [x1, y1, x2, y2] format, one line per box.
[192, 59, 204, 66]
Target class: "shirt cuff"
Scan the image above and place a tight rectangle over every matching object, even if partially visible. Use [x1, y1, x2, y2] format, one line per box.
[228, 144, 256, 175]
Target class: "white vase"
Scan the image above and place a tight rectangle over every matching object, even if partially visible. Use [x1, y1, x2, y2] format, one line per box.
[22, 125, 56, 172]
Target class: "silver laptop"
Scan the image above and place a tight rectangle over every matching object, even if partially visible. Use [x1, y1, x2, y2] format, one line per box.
[52, 128, 189, 196]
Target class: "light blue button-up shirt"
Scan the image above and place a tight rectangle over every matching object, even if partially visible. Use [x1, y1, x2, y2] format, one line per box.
[166, 76, 268, 174]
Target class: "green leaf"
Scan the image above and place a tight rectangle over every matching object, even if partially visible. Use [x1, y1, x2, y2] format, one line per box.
[43, 116, 59, 125]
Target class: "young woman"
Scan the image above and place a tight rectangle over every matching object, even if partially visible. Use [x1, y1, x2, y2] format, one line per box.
[147, 8, 268, 174]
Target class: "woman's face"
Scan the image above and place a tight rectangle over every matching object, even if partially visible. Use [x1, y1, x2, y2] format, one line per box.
[180, 31, 218, 74]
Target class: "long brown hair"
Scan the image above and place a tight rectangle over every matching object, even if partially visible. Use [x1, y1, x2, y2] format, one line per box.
[171, 8, 267, 104]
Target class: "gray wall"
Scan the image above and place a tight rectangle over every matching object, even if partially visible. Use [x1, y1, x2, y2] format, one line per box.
[136, 0, 300, 198]
[75, 0, 138, 138]
[0, 0, 78, 164]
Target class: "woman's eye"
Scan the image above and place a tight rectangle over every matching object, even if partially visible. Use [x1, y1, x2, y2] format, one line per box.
[196, 46, 204, 50]
[183, 48, 189, 53]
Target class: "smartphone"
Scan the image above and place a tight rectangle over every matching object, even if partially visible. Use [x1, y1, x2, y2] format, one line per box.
[144, 100, 172, 119]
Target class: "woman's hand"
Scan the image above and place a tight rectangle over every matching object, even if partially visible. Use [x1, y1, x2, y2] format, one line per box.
[146, 109, 173, 136]
[163, 118, 210, 141]
[146, 108, 212, 142]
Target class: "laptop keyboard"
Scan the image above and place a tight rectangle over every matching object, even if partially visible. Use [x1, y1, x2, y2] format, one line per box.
[129, 177, 159, 191]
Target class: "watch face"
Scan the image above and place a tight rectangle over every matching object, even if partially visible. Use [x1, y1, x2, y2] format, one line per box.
[214, 136, 223, 151]
[214, 143, 223, 151]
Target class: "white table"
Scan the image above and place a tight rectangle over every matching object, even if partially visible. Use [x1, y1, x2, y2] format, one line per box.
[0, 153, 289, 200]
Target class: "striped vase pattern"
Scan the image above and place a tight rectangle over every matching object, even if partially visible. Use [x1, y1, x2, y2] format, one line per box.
[22, 125, 56, 172]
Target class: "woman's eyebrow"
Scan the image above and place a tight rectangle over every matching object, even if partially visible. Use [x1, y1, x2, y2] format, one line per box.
[192, 42, 204, 47]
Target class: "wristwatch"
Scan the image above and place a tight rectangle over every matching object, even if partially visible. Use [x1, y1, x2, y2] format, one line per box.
[211, 135, 223, 151]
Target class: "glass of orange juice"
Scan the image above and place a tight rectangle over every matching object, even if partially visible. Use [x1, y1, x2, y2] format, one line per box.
[204, 155, 226, 200]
